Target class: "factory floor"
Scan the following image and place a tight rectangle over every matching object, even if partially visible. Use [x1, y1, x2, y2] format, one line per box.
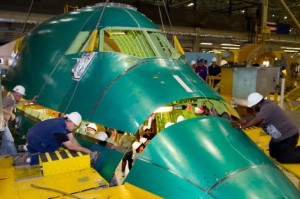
[283, 103, 300, 131]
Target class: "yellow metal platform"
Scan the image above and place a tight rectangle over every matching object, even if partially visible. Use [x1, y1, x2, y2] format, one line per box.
[73, 182, 162, 199]
[244, 127, 300, 188]
[0, 150, 162, 198]
[0, 155, 108, 199]
[39, 149, 90, 176]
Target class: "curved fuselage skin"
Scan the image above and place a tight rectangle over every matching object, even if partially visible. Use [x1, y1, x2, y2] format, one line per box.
[4, 4, 300, 198]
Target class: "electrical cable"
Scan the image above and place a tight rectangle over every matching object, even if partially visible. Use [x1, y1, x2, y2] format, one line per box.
[31, 184, 84, 199]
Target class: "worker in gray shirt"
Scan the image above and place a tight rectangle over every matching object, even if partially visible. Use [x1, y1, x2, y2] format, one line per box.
[0, 85, 37, 155]
[236, 92, 300, 163]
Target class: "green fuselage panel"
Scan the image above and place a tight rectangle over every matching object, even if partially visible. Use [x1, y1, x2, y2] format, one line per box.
[125, 117, 300, 198]
[3, 4, 299, 198]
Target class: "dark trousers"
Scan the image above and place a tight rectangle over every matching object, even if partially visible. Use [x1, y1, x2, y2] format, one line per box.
[269, 133, 300, 163]
[122, 151, 133, 172]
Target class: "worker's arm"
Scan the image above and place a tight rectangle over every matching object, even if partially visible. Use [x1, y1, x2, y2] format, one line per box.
[18, 95, 38, 104]
[2, 108, 15, 121]
[63, 133, 91, 154]
[240, 117, 264, 129]
[67, 133, 83, 147]
[109, 129, 117, 142]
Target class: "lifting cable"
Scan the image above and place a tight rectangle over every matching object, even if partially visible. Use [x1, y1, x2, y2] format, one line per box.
[21, 0, 35, 35]
[63, 0, 110, 114]
[37, 9, 100, 104]
[35, 1, 109, 113]
[162, 0, 173, 30]
[157, 1, 165, 34]
[160, 0, 220, 117]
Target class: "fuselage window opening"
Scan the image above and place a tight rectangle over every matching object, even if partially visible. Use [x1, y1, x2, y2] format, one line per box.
[100, 29, 180, 59]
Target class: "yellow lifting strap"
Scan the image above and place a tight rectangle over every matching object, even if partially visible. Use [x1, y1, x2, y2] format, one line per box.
[13, 37, 24, 53]
[173, 35, 185, 55]
[85, 30, 99, 52]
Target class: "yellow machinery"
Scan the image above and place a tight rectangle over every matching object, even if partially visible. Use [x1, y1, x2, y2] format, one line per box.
[218, 43, 297, 104]
[63, 5, 78, 13]
[222, 43, 291, 67]
[0, 150, 161, 199]
[39, 150, 91, 176]
[0, 103, 162, 198]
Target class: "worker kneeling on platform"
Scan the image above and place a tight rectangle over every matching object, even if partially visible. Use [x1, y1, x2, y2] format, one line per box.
[26, 112, 92, 165]
[237, 92, 300, 163]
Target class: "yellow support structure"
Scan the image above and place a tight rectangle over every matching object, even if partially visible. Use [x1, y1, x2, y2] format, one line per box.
[284, 85, 300, 111]
[39, 149, 90, 176]
[207, 75, 221, 89]
[85, 30, 99, 52]
[64, 5, 78, 13]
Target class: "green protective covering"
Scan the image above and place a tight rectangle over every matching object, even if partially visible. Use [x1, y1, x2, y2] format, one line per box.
[125, 117, 300, 198]
[58, 53, 221, 132]
[76, 137, 124, 182]
[4, 4, 221, 133]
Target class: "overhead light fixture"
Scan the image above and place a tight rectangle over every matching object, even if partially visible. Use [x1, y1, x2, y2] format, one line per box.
[221, 47, 240, 50]
[200, 42, 212, 45]
[154, 106, 173, 113]
[281, 47, 300, 50]
[213, 49, 222, 54]
[284, 50, 298, 53]
[284, 16, 287, 19]
[221, 43, 240, 47]
[187, 3, 194, 7]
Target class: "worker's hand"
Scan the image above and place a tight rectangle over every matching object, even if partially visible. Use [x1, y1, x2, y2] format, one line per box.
[238, 119, 247, 125]
[31, 95, 38, 103]
[230, 121, 242, 129]
[10, 112, 16, 121]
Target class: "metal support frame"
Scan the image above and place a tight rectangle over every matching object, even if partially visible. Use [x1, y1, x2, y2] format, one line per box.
[278, 0, 300, 29]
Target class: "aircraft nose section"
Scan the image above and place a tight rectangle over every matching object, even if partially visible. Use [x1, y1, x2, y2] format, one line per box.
[125, 117, 300, 198]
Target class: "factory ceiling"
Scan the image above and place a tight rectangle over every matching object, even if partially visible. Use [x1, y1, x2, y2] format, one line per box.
[1, 0, 300, 53]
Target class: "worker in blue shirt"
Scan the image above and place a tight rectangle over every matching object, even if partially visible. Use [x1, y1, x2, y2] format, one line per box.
[26, 112, 91, 165]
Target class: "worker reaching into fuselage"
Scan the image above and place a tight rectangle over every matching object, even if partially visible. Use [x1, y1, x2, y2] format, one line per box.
[26, 112, 92, 165]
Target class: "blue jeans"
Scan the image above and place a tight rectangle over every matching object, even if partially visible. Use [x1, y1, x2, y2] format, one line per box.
[0, 126, 17, 155]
